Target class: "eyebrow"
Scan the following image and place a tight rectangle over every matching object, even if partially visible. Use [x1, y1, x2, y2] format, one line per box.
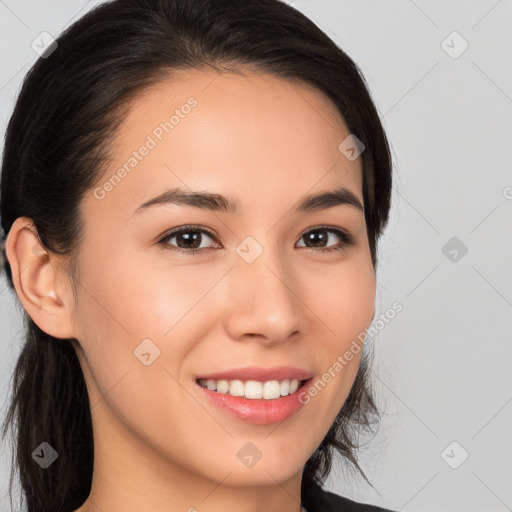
[133, 185, 364, 216]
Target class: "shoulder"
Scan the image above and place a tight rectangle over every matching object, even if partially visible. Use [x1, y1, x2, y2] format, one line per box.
[302, 479, 397, 512]
[320, 487, 396, 512]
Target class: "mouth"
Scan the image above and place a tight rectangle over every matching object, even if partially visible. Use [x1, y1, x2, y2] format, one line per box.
[194, 377, 314, 425]
[195, 377, 311, 400]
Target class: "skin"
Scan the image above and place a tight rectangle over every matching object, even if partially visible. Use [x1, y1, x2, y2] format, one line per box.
[6, 69, 376, 512]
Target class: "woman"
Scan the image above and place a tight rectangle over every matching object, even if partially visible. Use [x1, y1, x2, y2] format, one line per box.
[0, 0, 395, 511]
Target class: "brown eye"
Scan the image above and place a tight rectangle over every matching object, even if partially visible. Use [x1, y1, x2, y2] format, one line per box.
[296, 227, 354, 252]
[159, 225, 219, 255]
[158, 224, 354, 256]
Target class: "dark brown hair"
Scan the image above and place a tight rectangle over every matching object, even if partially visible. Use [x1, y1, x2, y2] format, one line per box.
[0, 0, 392, 510]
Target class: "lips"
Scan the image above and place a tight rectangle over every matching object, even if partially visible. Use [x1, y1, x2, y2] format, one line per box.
[195, 365, 314, 382]
[196, 376, 315, 424]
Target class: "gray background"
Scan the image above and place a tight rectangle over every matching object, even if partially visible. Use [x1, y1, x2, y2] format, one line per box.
[1, 1, 511, 511]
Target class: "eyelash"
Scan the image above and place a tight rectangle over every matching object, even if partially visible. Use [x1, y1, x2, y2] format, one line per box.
[157, 224, 355, 256]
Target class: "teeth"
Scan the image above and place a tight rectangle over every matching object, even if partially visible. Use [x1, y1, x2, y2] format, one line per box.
[197, 378, 303, 399]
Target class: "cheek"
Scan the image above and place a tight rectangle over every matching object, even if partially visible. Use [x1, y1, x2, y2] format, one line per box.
[309, 255, 376, 349]
[76, 247, 206, 338]
[72, 247, 226, 399]
[302, 256, 375, 412]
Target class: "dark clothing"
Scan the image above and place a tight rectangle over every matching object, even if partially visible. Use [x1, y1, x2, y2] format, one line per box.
[303, 479, 396, 512]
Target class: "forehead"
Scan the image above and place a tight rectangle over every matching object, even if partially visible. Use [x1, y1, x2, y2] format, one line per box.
[88, 68, 363, 219]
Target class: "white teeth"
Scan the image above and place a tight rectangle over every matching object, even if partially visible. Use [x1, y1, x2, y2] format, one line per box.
[198, 378, 304, 399]
[289, 379, 299, 394]
[216, 380, 229, 394]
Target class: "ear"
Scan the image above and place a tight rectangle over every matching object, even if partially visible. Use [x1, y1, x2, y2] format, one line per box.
[5, 217, 77, 339]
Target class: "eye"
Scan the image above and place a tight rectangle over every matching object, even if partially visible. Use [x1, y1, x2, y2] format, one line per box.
[158, 225, 219, 256]
[157, 224, 354, 256]
[296, 225, 354, 253]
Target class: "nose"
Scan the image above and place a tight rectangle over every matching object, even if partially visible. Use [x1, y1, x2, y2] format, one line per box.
[222, 243, 302, 346]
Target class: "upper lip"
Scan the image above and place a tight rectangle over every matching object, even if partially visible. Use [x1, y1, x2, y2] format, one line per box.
[196, 365, 314, 382]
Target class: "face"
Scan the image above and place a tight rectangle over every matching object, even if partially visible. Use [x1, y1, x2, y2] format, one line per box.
[68, 69, 375, 489]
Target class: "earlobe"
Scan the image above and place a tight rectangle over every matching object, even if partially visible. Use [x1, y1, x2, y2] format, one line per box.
[5, 217, 76, 339]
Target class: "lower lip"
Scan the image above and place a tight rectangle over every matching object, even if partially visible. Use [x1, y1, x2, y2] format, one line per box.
[195, 378, 314, 425]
